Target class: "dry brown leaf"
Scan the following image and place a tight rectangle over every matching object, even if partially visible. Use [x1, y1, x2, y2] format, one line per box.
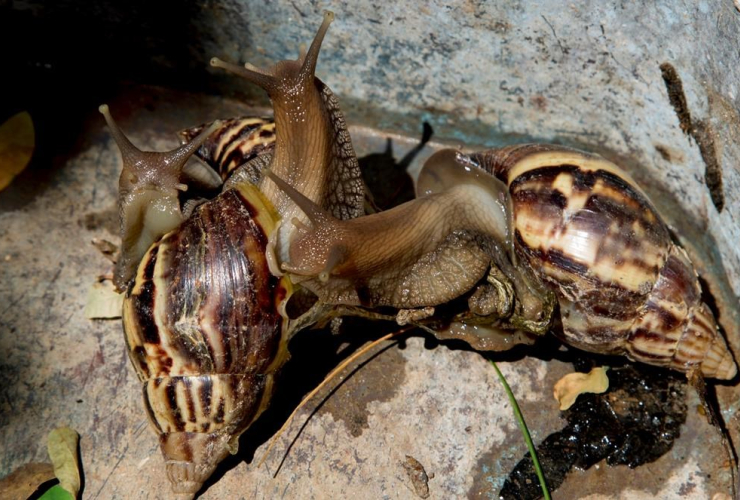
[553, 366, 609, 410]
[0, 111, 35, 191]
[84, 280, 124, 319]
[402, 455, 432, 499]
[0, 462, 55, 500]
[47, 427, 81, 498]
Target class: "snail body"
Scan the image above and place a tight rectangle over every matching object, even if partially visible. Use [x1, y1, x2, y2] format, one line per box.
[267, 151, 554, 330]
[211, 11, 365, 263]
[100, 105, 222, 291]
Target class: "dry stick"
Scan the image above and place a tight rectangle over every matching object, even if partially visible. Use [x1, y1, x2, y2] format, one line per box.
[258, 326, 413, 472]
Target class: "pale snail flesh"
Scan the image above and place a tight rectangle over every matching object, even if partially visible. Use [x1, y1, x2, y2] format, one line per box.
[102, 11, 367, 498]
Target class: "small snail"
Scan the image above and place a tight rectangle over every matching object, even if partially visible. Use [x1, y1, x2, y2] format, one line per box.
[102, 12, 365, 498]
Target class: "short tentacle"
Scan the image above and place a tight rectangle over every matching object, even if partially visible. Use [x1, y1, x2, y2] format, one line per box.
[264, 170, 333, 226]
[264, 170, 346, 279]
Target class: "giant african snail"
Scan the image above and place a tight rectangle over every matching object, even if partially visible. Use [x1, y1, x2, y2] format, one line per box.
[97, 9, 738, 499]
[272, 141, 736, 379]
[100, 12, 365, 498]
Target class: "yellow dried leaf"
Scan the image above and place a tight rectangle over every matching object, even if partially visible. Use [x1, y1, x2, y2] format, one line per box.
[0, 111, 35, 191]
[553, 366, 609, 410]
[0, 462, 55, 500]
[47, 427, 81, 499]
[84, 280, 124, 319]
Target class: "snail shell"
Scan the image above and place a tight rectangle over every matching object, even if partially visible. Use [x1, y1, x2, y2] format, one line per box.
[122, 183, 291, 498]
[458, 144, 737, 379]
[178, 116, 275, 183]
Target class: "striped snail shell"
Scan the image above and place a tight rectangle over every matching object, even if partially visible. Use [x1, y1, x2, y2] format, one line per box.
[101, 11, 365, 498]
[426, 144, 737, 379]
[122, 182, 291, 498]
[178, 116, 275, 184]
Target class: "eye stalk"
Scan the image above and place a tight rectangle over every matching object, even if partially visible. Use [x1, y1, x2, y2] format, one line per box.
[210, 11, 334, 95]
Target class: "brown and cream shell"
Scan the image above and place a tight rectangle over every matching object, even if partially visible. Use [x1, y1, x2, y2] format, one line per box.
[122, 183, 291, 498]
[102, 11, 366, 498]
[468, 144, 737, 379]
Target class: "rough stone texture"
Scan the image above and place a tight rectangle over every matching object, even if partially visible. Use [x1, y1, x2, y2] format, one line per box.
[1, 1, 739, 499]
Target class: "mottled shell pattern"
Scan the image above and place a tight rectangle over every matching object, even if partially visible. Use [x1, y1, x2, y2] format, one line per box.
[122, 183, 291, 496]
[470, 144, 737, 379]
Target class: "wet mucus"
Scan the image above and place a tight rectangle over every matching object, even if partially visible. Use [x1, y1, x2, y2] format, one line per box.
[499, 359, 687, 500]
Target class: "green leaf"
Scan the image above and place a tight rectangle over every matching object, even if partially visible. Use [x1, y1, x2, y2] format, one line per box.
[38, 484, 75, 500]
[47, 427, 81, 498]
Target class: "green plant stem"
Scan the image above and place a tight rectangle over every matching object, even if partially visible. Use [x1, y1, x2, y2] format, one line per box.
[491, 360, 551, 500]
